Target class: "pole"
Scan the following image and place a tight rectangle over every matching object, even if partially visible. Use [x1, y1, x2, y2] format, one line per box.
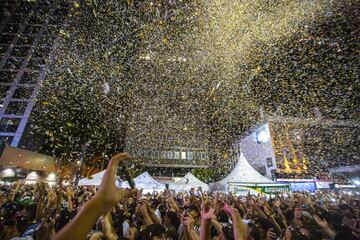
[74, 141, 89, 185]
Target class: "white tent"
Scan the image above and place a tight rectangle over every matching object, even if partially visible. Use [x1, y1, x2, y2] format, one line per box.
[78, 170, 121, 186]
[0, 168, 15, 178]
[169, 172, 209, 192]
[121, 171, 165, 193]
[211, 152, 272, 192]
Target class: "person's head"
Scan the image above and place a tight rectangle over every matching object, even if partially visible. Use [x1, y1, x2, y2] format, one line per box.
[164, 211, 180, 229]
[187, 204, 200, 220]
[338, 204, 353, 217]
[20, 204, 37, 219]
[55, 209, 75, 232]
[142, 224, 167, 240]
[290, 225, 321, 240]
[254, 218, 279, 238]
[247, 223, 261, 240]
[2, 219, 20, 239]
[290, 230, 310, 240]
[222, 225, 234, 240]
[294, 205, 303, 220]
[334, 230, 359, 240]
[217, 210, 229, 223]
[128, 226, 140, 240]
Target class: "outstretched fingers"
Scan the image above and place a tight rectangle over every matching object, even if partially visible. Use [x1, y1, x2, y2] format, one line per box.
[103, 152, 130, 184]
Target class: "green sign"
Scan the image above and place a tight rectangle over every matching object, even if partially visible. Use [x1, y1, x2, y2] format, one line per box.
[229, 183, 290, 195]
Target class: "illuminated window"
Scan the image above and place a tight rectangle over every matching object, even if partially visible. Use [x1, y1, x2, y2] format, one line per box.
[201, 152, 208, 160]
[174, 151, 180, 159]
[150, 150, 155, 159]
[181, 151, 186, 160]
[154, 151, 160, 159]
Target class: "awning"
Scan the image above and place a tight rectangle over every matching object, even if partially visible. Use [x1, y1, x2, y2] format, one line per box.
[0, 146, 55, 172]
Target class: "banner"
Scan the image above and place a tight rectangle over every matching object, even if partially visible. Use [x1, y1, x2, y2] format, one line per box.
[228, 182, 290, 195]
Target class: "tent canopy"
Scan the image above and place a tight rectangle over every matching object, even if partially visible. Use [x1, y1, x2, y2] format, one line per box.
[170, 172, 209, 191]
[211, 152, 272, 192]
[78, 170, 122, 186]
[0, 146, 55, 172]
[121, 171, 165, 192]
[78, 170, 106, 186]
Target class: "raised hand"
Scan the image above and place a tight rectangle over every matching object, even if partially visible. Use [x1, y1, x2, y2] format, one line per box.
[313, 215, 336, 239]
[266, 228, 277, 240]
[313, 215, 328, 228]
[95, 152, 137, 212]
[201, 207, 216, 221]
[284, 226, 292, 240]
[183, 215, 195, 230]
[53, 152, 138, 240]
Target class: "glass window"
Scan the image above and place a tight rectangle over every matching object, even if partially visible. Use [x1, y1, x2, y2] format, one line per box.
[2, 24, 20, 34]
[16, 36, 35, 46]
[12, 46, 30, 56]
[0, 118, 20, 132]
[181, 151, 186, 160]
[0, 45, 10, 54]
[28, 14, 44, 25]
[174, 151, 180, 159]
[24, 25, 42, 35]
[154, 151, 160, 159]
[8, 15, 24, 24]
[0, 70, 18, 83]
[0, 136, 14, 145]
[0, 34, 15, 44]
[27, 58, 45, 70]
[5, 101, 27, 115]
[161, 151, 167, 159]
[167, 151, 173, 159]
[187, 152, 193, 160]
[33, 45, 51, 58]
[3, 57, 23, 69]
[12, 86, 33, 99]
[19, 70, 39, 84]
[0, 86, 11, 101]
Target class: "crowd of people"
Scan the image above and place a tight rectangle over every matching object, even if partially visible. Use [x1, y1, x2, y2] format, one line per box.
[0, 153, 359, 240]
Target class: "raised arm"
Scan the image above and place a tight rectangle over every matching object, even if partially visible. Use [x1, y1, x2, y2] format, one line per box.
[313, 215, 336, 240]
[52, 153, 137, 240]
[225, 204, 247, 240]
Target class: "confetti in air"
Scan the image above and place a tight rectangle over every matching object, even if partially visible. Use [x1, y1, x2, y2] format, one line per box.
[30, 0, 359, 180]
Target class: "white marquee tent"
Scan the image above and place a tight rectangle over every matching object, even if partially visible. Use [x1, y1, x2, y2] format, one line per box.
[210, 152, 272, 192]
[78, 170, 121, 187]
[169, 172, 209, 192]
[121, 171, 165, 193]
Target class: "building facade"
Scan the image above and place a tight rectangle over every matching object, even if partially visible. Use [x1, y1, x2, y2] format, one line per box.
[0, 0, 68, 148]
